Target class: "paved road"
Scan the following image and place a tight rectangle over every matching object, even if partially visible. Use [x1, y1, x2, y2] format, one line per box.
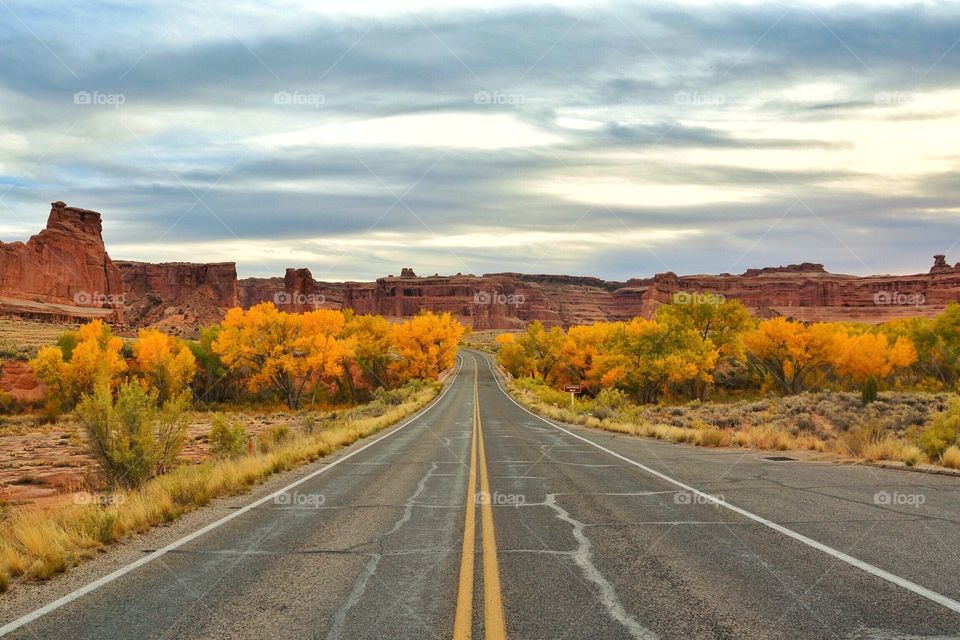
[3, 351, 960, 639]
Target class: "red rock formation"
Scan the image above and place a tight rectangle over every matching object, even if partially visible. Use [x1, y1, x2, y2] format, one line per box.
[342, 272, 645, 329]
[237, 276, 285, 309]
[237, 269, 344, 312]
[0, 202, 123, 323]
[5, 203, 960, 332]
[342, 257, 960, 328]
[115, 261, 238, 337]
[0, 361, 45, 403]
[629, 258, 960, 323]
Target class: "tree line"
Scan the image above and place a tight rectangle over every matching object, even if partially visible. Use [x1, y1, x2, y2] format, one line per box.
[31, 303, 465, 412]
[497, 297, 960, 402]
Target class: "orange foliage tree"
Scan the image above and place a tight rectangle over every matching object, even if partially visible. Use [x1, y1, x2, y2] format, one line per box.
[213, 303, 351, 408]
[743, 318, 842, 394]
[832, 330, 917, 388]
[340, 312, 396, 400]
[132, 329, 197, 404]
[30, 319, 127, 408]
[390, 312, 464, 383]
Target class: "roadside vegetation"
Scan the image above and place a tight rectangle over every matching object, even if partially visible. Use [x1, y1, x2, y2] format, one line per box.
[0, 305, 462, 593]
[497, 297, 960, 469]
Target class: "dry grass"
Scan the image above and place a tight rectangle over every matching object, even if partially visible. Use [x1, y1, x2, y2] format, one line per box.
[942, 446, 960, 469]
[0, 319, 78, 360]
[0, 381, 441, 593]
[510, 381, 830, 454]
[506, 377, 954, 467]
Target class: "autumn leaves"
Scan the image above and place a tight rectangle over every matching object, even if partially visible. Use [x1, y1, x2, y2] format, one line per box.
[29, 305, 465, 411]
[214, 304, 464, 408]
[497, 298, 933, 401]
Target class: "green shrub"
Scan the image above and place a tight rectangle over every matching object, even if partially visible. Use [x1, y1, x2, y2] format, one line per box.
[592, 388, 626, 421]
[919, 399, 960, 459]
[861, 376, 878, 406]
[208, 414, 247, 458]
[256, 424, 292, 454]
[55, 331, 79, 362]
[76, 381, 189, 488]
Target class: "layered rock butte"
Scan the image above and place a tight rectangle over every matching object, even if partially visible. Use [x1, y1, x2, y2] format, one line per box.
[3, 202, 960, 334]
[0, 202, 124, 323]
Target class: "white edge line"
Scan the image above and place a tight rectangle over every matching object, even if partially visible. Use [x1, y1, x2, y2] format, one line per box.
[478, 351, 960, 617]
[0, 356, 466, 636]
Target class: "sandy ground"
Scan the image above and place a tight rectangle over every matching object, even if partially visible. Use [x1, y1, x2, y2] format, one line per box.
[0, 412, 303, 507]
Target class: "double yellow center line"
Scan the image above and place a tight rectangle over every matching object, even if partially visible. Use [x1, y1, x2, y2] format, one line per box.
[453, 366, 507, 640]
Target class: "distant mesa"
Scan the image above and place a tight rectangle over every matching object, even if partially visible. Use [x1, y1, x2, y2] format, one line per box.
[2, 201, 960, 334]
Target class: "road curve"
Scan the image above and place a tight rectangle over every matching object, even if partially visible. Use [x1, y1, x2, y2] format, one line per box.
[3, 351, 960, 639]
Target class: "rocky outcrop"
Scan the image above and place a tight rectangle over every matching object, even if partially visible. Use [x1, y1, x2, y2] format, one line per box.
[342, 257, 960, 328]
[5, 202, 960, 331]
[237, 269, 344, 313]
[625, 257, 960, 324]
[342, 272, 645, 329]
[0, 362, 44, 403]
[115, 261, 238, 337]
[237, 276, 285, 309]
[0, 202, 123, 323]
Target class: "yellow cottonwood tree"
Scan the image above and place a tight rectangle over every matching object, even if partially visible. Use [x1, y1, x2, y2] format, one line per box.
[832, 331, 917, 386]
[132, 329, 198, 403]
[341, 313, 395, 396]
[213, 303, 350, 408]
[601, 318, 718, 403]
[31, 319, 127, 407]
[743, 318, 841, 394]
[390, 312, 464, 383]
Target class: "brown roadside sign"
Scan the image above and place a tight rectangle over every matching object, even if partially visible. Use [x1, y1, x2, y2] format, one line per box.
[563, 385, 582, 393]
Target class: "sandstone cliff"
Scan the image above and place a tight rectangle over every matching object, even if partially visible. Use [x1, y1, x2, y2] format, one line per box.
[115, 261, 238, 337]
[0, 202, 123, 323]
[238, 268, 343, 312]
[5, 202, 960, 332]
[342, 270, 645, 329]
[629, 260, 960, 323]
[342, 259, 960, 328]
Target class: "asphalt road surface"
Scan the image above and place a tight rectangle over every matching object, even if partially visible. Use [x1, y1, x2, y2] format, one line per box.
[3, 351, 960, 639]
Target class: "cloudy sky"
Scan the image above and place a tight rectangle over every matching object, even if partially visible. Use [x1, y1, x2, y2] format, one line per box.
[2, 0, 960, 281]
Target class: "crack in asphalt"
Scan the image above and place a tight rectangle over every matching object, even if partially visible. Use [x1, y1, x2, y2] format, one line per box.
[324, 462, 440, 640]
[544, 493, 660, 640]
